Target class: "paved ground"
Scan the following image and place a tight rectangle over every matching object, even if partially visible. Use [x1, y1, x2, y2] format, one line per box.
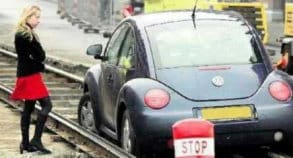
[0, 102, 87, 158]
[0, 0, 107, 67]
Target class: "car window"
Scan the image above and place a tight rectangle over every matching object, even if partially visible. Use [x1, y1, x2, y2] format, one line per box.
[146, 20, 262, 69]
[105, 24, 129, 65]
[118, 29, 135, 69]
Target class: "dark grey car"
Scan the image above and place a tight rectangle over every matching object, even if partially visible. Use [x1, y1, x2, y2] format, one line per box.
[78, 10, 293, 157]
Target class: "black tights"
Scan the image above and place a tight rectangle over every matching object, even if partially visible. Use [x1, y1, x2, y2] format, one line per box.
[21, 96, 52, 145]
[23, 96, 52, 116]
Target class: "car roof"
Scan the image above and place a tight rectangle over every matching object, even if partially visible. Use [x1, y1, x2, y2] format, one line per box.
[126, 10, 244, 28]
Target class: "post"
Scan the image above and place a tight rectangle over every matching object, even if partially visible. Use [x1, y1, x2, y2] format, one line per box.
[172, 118, 215, 158]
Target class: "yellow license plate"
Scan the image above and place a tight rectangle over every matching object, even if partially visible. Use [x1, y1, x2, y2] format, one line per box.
[200, 105, 254, 121]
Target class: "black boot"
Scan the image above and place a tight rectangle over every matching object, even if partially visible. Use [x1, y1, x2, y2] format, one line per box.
[19, 143, 37, 154]
[20, 102, 37, 154]
[20, 118, 37, 153]
[30, 114, 51, 154]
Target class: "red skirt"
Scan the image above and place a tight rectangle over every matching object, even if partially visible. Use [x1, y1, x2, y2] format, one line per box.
[10, 73, 49, 100]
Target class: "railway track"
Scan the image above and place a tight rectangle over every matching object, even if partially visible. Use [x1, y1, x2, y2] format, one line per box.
[0, 48, 134, 158]
[0, 46, 293, 158]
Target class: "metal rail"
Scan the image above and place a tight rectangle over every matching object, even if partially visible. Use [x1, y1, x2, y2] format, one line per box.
[0, 48, 84, 82]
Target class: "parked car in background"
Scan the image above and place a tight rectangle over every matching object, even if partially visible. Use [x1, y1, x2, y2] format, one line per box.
[78, 10, 293, 157]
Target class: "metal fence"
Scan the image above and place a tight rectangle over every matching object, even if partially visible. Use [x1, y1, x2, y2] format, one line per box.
[57, 0, 126, 33]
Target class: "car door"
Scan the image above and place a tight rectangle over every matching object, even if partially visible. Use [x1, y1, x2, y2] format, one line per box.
[110, 27, 136, 127]
[100, 24, 130, 128]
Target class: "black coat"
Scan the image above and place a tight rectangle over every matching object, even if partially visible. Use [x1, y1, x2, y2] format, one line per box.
[14, 31, 46, 77]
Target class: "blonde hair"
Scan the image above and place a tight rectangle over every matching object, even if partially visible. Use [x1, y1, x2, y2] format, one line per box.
[16, 5, 41, 41]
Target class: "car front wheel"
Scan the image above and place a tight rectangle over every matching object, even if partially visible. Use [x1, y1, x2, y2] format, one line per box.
[78, 92, 96, 132]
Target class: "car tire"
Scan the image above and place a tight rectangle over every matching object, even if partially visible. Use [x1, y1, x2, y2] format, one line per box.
[78, 92, 97, 132]
[121, 110, 137, 155]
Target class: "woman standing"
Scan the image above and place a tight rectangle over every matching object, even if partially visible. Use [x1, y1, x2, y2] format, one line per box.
[11, 5, 52, 154]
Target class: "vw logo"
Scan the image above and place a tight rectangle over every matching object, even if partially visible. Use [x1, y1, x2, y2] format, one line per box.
[212, 76, 224, 87]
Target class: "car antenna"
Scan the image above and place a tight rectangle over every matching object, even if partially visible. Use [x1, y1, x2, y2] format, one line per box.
[191, 0, 199, 29]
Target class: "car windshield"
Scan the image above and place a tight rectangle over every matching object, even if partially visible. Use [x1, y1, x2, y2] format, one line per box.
[146, 20, 261, 69]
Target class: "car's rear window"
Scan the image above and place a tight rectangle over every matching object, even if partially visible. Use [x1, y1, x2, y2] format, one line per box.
[146, 20, 262, 69]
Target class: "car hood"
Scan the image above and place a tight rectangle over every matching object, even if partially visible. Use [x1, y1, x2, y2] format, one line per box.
[156, 64, 268, 101]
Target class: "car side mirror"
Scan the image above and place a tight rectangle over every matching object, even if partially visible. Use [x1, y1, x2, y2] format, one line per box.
[86, 44, 103, 59]
[103, 31, 112, 38]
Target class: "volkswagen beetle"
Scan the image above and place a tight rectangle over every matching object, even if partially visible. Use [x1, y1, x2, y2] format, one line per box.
[78, 10, 293, 157]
